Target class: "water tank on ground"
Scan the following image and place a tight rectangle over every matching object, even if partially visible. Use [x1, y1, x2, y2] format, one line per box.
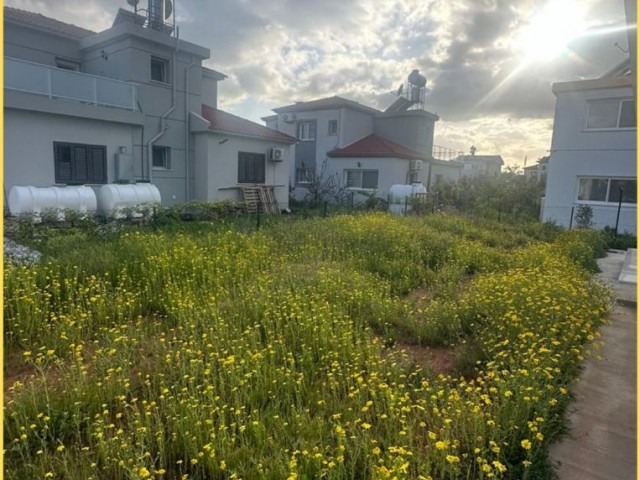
[94, 183, 161, 219]
[8, 185, 97, 221]
[388, 183, 427, 215]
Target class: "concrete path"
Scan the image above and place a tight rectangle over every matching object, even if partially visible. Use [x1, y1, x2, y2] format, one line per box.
[549, 249, 637, 480]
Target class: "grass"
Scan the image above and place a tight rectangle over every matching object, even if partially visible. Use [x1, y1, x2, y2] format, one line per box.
[4, 212, 611, 479]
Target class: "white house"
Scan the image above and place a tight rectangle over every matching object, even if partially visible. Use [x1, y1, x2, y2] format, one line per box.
[4, 2, 294, 211]
[542, 58, 636, 234]
[263, 77, 463, 202]
[456, 149, 504, 177]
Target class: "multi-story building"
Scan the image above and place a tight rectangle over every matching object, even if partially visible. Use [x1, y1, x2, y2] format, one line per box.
[263, 75, 463, 202]
[4, 2, 294, 211]
[542, 58, 636, 233]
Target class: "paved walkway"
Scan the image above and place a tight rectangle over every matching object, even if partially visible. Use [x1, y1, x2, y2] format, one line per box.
[549, 249, 637, 480]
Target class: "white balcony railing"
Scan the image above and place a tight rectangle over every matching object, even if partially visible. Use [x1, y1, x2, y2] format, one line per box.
[5, 57, 137, 111]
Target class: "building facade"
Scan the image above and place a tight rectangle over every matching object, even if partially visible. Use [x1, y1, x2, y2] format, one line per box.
[542, 65, 636, 234]
[4, 4, 293, 210]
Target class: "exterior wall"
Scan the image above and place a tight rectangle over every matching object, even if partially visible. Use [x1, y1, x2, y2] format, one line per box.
[459, 159, 502, 177]
[324, 156, 411, 202]
[543, 85, 637, 234]
[340, 108, 374, 147]
[195, 133, 290, 209]
[374, 112, 436, 156]
[429, 162, 462, 187]
[4, 108, 136, 190]
[4, 22, 82, 67]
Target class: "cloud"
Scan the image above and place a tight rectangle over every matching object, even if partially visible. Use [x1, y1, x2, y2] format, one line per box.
[5, 0, 630, 167]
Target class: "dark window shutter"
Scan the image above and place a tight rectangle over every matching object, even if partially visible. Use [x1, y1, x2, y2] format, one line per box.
[73, 146, 89, 182]
[54, 143, 73, 183]
[90, 147, 107, 183]
[256, 154, 265, 183]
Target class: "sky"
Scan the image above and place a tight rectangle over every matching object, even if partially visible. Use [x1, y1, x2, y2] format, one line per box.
[6, 0, 632, 168]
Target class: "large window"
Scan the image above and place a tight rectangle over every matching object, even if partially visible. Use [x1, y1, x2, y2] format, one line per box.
[345, 169, 378, 190]
[296, 168, 315, 184]
[152, 146, 171, 170]
[577, 177, 637, 204]
[150, 56, 169, 83]
[238, 152, 266, 184]
[297, 121, 315, 141]
[54, 142, 107, 185]
[586, 99, 636, 129]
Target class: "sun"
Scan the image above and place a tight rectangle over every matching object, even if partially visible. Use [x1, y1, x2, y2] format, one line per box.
[516, 0, 588, 63]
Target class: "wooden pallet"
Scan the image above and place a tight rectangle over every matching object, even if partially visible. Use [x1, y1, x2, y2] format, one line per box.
[240, 186, 280, 214]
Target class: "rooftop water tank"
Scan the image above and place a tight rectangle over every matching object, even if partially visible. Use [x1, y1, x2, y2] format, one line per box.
[94, 183, 161, 219]
[8, 185, 97, 221]
[388, 183, 427, 215]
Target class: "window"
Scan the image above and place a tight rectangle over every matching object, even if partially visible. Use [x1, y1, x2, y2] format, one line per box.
[54, 142, 107, 184]
[238, 152, 266, 184]
[55, 57, 80, 71]
[328, 119, 338, 136]
[297, 121, 315, 141]
[152, 146, 171, 169]
[587, 99, 636, 129]
[296, 168, 315, 184]
[344, 169, 378, 190]
[577, 177, 637, 204]
[150, 56, 169, 83]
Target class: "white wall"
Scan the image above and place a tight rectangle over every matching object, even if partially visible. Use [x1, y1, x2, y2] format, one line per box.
[324, 156, 411, 202]
[196, 132, 290, 209]
[340, 108, 374, 147]
[543, 85, 636, 234]
[5, 109, 136, 190]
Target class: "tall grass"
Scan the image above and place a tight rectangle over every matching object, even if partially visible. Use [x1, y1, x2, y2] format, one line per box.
[5, 213, 610, 479]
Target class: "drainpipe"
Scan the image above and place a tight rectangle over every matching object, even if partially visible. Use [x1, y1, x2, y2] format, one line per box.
[147, 27, 179, 182]
[184, 55, 196, 201]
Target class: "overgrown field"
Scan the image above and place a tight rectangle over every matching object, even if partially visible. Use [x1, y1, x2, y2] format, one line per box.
[4, 213, 611, 479]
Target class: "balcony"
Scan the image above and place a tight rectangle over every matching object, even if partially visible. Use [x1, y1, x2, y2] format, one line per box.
[5, 57, 137, 111]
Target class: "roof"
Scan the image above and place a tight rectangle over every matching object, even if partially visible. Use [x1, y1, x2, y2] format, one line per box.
[202, 66, 227, 81]
[456, 155, 504, 165]
[201, 105, 296, 144]
[4, 6, 95, 38]
[327, 134, 432, 161]
[552, 74, 633, 95]
[601, 57, 632, 79]
[272, 95, 380, 116]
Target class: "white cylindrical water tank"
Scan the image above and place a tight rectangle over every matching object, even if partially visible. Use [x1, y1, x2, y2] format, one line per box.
[94, 183, 161, 218]
[388, 183, 427, 215]
[8, 185, 98, 220]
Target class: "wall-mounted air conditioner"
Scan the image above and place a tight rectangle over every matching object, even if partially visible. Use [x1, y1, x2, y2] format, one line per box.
[269, 147, 284, 162]
[282, 113, 296, 123]
[410, 159, 422, 171]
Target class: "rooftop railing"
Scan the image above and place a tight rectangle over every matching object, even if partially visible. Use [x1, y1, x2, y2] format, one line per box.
[5, 57, 137, 111]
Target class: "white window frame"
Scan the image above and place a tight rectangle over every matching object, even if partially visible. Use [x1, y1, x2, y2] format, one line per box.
[585, 98, 636, 130]
[576, 176, 637, 205]
[150, 56, 170, 84]
[296, 167, 316, 184]
[297, 121, 315, 141]
[344, 169, 379, 190]
[328, 119, 338, 136]
[152, 146, 171, 170]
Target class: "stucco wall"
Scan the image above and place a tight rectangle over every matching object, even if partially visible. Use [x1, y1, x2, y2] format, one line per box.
[374, 112, 435, 155]
[4, 108, 136, 190]
[195, 133, 290, 209]
[5, 22, 82, 67]
[543, 86, 637, 234]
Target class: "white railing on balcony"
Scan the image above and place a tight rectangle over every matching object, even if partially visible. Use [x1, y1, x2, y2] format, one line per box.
[5, 57, 137, 111]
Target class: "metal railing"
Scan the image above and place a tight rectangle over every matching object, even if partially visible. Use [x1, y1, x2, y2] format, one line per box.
[432, 145, 463, 161]
[5, 57, 138, 111]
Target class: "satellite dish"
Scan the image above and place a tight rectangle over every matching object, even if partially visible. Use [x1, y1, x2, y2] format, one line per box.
[126, 0, 139, 6]
[165, 0, 173, 19]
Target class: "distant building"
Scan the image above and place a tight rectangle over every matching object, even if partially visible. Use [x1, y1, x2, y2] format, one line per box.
[456, 148, 504, 177]
[263, 74, 463, 202]
[523, 156, 549, 181]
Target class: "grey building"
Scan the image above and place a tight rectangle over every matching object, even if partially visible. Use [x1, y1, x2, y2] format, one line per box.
[4, 3, 294, 209]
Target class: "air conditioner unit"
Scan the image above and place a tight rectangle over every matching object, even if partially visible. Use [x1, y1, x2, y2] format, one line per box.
[269, 147, 284, 162]
[282, 113, 296, 123]
[410, 159, 422, 171]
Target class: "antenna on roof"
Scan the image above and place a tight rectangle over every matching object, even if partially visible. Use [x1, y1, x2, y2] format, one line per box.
[127, 0, 140, 14]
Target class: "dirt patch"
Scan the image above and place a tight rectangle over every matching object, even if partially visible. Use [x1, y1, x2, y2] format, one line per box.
[4, 352, 39, 400]
[392, 341, 459, 376]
